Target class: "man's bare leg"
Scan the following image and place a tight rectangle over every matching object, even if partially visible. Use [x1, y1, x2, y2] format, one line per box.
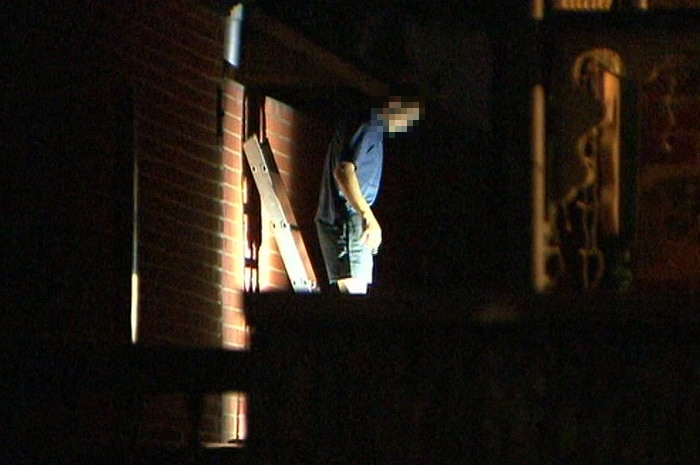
[337, 278, 368, 295]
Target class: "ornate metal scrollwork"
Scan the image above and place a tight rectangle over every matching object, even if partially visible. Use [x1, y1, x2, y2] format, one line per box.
[548, 48, 626, 291]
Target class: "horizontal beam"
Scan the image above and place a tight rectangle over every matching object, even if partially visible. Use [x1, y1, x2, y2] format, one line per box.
[233, 7, 388, 97]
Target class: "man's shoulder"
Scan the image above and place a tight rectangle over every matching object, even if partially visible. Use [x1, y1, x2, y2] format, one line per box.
[334, 116, 366, 138]
[329, 118, 368, 152]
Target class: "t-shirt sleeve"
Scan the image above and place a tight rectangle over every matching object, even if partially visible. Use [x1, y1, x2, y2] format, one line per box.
[335, 120, 362, 165]
[330, 124, 347, 162]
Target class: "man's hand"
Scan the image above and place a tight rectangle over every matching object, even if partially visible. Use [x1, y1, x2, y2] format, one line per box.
[334, 161, 382, 252]
[361, 213, 382, 253]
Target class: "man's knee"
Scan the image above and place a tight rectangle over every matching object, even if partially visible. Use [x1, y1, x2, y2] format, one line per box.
[336, 278, 368, 295]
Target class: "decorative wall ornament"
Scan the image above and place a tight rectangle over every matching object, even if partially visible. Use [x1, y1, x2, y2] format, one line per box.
[552, 0, 614, 10]
[547, 48, 630, 291]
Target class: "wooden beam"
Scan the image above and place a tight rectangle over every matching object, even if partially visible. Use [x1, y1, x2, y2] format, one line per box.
[237, 7, 388, 97]
[231, 25, 346, 87]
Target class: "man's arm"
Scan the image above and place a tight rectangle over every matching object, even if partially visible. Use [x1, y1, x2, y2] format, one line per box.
[334, 161, 382, 250]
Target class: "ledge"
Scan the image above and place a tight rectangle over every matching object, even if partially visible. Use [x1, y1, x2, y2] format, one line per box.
[244, 289, 700, 326]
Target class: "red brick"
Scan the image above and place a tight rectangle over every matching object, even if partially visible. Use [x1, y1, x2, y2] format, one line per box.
[265, 98, 297, 124]
[265, 111, 296, 140]
[222, 325, 249, 347]
[222, 305, 245, 322]
[223, 393, 248, 413]
[225, 80, 245, 101]
[221, 290, 244, 311]
[220, 253, 241, 272]
[262, 246, 285, 271]
[137, 101, 218, 148]
[222, 133, 243, 157]
[223, 111, 243, 134]
[264, 134, 294, 160]
[222, 157, 243, 179]
[221, 236, 241, 256]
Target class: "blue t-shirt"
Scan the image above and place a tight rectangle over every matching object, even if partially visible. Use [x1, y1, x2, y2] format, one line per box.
[315, 116, 385, 226]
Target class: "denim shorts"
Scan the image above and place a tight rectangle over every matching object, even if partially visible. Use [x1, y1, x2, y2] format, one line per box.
[316, 214, 374, 285]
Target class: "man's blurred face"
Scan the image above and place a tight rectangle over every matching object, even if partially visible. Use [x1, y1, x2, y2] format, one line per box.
[380, 96, 423, 134]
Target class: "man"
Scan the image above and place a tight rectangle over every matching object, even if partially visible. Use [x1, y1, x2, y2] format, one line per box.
[315, 94, 423, 294]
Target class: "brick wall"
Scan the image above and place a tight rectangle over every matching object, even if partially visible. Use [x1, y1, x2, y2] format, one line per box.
[6, 0, 255, 454]
[104, 0, 227, 446]
[85, 0, 243, 447]
[221, 79, 248, 441]
[98, 0, 228, 349]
